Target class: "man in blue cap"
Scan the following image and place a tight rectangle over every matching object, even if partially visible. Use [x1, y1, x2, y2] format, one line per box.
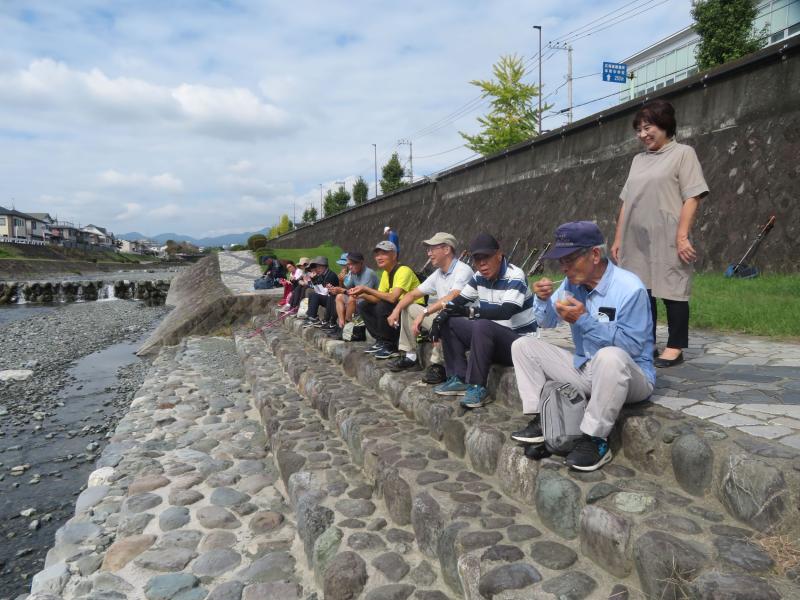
[510, 221, 654, 471]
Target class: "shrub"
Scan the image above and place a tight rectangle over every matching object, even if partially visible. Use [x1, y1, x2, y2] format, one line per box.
[247, 234, 268, 251]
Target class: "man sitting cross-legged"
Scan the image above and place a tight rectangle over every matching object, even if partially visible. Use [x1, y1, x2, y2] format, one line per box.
[510, 221, 655, 472]
[324, 252, 378, 340]
[434, 233, 537, 409]
[386, 232, 473, 382]
[351, 241, 422, 359]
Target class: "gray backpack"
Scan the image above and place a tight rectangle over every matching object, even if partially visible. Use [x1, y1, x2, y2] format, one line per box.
[540, 381, 588, 455]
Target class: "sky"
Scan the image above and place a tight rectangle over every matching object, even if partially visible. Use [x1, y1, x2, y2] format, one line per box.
[0, 0, 694, 238]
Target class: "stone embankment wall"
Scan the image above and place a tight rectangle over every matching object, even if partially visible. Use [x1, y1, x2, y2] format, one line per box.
[136, 255, 274, 356]
[273, 38, 800, 273]
[0, 280, 170, 305]
[0, 259, 172, 280]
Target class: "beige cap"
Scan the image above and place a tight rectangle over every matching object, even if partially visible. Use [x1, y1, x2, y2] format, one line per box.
[423, 232, 457, 250]
[298, 256, 310, 266]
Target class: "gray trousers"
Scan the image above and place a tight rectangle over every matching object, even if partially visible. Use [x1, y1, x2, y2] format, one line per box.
[399, 304, 443, 364]
[511, 337, 653, 439]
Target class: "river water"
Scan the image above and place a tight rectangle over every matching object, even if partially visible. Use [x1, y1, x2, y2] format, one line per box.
[0, 304, 166, 599]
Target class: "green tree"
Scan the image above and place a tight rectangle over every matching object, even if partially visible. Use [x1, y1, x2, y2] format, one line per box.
[301, 206, 318, 224]
[459, 54, 550, 156]
[270, 214, 294, 238]
[323, 186, 351, 217]
[247, 233, 267, 251]
[352, 176, 369, 204]
[380, 153, 407, 195]
[692, 0, 765, 71]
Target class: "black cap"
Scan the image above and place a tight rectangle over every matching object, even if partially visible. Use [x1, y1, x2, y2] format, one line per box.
[346, 251, 365, 263]
[469, 233, 500, 256]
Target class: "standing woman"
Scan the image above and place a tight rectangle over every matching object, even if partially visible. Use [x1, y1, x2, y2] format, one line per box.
[611, 99, 709, 368]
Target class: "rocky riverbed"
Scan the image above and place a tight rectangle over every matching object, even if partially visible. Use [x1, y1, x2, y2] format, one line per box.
[0, 300, 170, 599]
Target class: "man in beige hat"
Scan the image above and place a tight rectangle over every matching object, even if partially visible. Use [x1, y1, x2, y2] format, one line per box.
[386, 232, 472, 382]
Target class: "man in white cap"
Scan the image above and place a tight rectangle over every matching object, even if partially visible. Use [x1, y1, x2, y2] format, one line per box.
[384, 226, 400, 257]
[386, 232, 472, 383]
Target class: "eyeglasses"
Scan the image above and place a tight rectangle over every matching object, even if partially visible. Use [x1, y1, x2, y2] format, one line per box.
[558, 248, 590, 266]
[425, 244, 447, 254]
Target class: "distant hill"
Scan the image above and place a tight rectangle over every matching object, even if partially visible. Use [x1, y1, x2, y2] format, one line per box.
[118, 228, 271, 247]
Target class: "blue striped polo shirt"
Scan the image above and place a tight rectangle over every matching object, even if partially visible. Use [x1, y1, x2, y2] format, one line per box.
[460, 259, 537, 333]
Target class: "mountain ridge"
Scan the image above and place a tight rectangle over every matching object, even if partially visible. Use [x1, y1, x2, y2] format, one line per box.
[118, 228, 270, 247]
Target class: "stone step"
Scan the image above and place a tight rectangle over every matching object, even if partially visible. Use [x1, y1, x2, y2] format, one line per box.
[236, 331, 455, 600]
[265, 312, 796, 599]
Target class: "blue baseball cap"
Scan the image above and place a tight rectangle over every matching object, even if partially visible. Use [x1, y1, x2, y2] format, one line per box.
[542, 221, 605, 260]
[336, 252, 349, 266]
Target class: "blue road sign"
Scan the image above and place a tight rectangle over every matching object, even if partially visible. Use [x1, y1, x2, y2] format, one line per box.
[602, 62, 628, 83]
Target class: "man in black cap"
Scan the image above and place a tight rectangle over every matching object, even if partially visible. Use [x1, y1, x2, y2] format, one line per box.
[433, 233, 537, 409]
[510, 221, 654, 472]
[302, 256, 340, 328]
[350, 240, 421, 359]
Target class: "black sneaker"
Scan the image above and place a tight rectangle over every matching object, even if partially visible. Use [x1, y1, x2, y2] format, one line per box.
[320, 321, 337, 331]
[524, 443, 552, 460]
[421, 363, 446, 385]
[389, 356, 421, 372]
[313, 319, 330, 328]
[375, 346, 399, 360]
[511, 415, 544, 444]
[325, 326, 342, 338]
[303, 317, 320, 328]
[566, 435, 613, 471]
[364, 342, 383, 354]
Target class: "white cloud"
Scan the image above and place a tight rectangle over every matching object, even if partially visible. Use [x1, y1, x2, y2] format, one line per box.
[229, 160, 254, 173]
[0, 59, 294, 140]
[149, 203, 181, 218]
[115, 202, 143, 220]
[99, 170, 184, 192]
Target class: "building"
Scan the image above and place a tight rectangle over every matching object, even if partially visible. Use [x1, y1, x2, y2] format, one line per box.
[81, 224, 115, 247]
[120, 239, 149, 254]
[0, 207, 47, 243]
[620, 0, 800, 101]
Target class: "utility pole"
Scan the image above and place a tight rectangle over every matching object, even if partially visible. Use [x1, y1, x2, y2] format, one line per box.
[533, 26, 542, 135]
[372, 143, 378, 199]
[398, 139, 413, 183]
[547, 42, 574, 125]
[318, 184, 323, 216]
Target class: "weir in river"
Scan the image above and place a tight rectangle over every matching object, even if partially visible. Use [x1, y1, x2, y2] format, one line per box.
[0, 279, 171, 305]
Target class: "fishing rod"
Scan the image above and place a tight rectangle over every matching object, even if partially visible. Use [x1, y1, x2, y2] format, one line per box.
[526, 243, 552, 277]
[506, 238, 521, 264]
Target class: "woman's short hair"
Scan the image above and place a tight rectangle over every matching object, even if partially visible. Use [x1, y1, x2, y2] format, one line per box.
[632, 99, 676, 138]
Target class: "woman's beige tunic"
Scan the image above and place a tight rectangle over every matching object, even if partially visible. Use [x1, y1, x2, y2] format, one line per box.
[619, 140, 709, 301]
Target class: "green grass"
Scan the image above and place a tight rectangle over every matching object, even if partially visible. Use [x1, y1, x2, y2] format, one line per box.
[531, 271, 800, 339]
[255, 243, 345, 272]
[0, 246, 19, 258]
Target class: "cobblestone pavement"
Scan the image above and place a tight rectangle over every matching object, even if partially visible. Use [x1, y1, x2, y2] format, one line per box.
[217, 251, 275, 296]
[27, 337, 315, 599]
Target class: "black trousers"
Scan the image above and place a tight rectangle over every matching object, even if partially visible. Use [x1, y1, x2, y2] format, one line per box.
[307, 291, 336, 321]
[649, 291, 689, 349]
[358, 300, 399, 347]
[290, 284, 308, 308]
[440, 317, 519, 386]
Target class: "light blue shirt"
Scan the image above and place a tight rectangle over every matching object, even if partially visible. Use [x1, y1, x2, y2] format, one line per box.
[534, 261, 655, 384]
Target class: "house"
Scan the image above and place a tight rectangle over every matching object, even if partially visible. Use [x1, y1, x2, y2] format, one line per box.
[0, 207, 47, 243]
[81, 224, 115, 247]
[49, 221, 80, 245]
[120, 239, 149, 254]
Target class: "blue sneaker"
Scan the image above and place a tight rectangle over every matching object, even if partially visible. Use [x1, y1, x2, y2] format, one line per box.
[433, 376, 468, 396]
[460, 385, 492, 409]
[566, 435, 613, 471]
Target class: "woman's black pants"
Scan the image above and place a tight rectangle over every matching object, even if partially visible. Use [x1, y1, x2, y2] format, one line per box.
[648, 291, 689, 349]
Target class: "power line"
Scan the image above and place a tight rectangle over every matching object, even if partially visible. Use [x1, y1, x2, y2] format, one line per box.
[415, 145, 466, 159]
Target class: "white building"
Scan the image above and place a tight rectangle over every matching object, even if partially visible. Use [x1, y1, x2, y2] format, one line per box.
[620, 0, 800, 101]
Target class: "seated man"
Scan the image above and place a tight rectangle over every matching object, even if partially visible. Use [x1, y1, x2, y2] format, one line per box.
[386, 232, 472, 382]
[302, 256, 340, 327]
[435, 233, 537, 409]
[324, 252, 378, 339]
[351, 241, 421, 359]
[510, 221, 655, 472]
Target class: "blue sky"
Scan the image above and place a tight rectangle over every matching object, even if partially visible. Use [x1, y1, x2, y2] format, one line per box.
[0, 0, 693, 237]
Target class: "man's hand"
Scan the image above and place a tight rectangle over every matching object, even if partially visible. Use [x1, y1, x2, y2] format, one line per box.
[349, 285, 365, 296]
[676, 236, 696, 264]
[387, 308, 401, 329]
[555, 296, 586, 324]
[533, 278, 556, 301]
[412, 312, 425, 336]
[443, 303, 469, 318]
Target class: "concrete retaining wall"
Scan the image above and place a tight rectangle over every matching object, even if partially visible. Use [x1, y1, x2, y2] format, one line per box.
[273, 38, 800, 273]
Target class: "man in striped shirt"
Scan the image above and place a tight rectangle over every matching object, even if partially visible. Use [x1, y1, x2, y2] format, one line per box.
[434, 233, 537, 409]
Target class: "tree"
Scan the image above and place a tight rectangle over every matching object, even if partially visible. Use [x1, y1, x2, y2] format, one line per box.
[323, 186, 351, 217]
[352, 176, 369, 205]
[380, 153, 407, 195]
[271, 214, 294, 238]
[247, 233, 267, 251]
[301, 206, 318, 224]
[459, 54, 550, 156]
[692, 0, 765, 71]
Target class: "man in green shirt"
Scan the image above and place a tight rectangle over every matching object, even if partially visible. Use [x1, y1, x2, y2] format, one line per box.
[350, 240, 421, 359]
